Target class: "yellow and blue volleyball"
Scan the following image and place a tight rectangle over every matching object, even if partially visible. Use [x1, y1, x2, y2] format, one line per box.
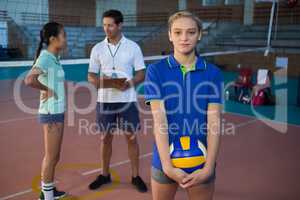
[170, 136, 207, 173]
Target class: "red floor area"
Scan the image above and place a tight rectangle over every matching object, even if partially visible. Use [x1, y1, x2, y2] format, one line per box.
[0, 80, 299, 200]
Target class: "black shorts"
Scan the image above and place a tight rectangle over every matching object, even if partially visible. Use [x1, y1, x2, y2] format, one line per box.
[96, 102, 140, 134]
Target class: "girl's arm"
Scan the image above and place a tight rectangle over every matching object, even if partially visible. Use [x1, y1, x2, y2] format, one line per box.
[24, 68, 50, 91]
[181, 103, 221, 188]
[205, 103, 221, 171]
[24, 68, 57, 100]
[150, 100, 187, 183]
[150, 100, 172, 170]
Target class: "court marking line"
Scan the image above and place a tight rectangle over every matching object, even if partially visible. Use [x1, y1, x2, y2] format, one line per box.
[0, 181, 59, 200]
[0, 117, 258, 200]
[225, 110, 300, 128]
[0, 116, 37, 124]
[81, 152, 153, 176]
[0, 189, 32, 200]
[235, 118, 258, 128]
[0, 153, 152, 200]
[221, 117, 257, 136]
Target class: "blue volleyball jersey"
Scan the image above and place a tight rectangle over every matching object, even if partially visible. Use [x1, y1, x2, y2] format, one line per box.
[144, 53, 223, 170]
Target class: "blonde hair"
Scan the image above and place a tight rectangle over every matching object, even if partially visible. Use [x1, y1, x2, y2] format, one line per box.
[168, 11, 202, 32]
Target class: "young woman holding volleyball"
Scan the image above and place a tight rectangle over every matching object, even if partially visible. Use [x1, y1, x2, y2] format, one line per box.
[144, 11, 223, 200]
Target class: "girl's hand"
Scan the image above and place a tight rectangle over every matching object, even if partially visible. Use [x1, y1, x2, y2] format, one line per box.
[164, 167, 188, 184]
[41, 89, 57, 102]
[180, 167, 214, 188]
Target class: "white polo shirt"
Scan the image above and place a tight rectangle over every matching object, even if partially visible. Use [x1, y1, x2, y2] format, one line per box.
[88, 35, 146, 103]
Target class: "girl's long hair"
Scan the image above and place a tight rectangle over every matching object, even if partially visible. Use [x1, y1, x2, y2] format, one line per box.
[33, 22, 64, 64]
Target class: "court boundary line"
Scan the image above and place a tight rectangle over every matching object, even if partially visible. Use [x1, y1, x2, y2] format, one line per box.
[224, 110, 300, 128]
[81, 152, 153, 176]
[0, 117, 265, 200]
[234, 118, 258, 128]
[0, 189, 32, 200]
[0, 153, 152, 200]
[0, 116, 37, 124]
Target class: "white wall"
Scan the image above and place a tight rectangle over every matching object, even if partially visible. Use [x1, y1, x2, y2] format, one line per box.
[225, 0, 241, 5]
[203, 0, 241, 5]
[96, 0, 137, 27]
[178, 0, 187, 10]
[0, 0, 49, 25]
[0, 21, 8, 48]
[202, 0, 223, 6]
[244, 0, 254, 25]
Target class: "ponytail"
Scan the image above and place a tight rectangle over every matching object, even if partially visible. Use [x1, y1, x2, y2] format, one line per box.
[33, 22, 64, 65]
[33, 30, 44, 65]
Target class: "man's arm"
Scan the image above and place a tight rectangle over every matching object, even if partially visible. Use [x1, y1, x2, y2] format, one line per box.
[122, 69, 145, 90]
[126, 44, 146, 90]
[131, 69, 145, 86]
[88, 72, 126, 89]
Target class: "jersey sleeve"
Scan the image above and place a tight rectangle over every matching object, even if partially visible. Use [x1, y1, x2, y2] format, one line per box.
[144, 64, 163, 105]
[88, 46, 101, 74]
[133, 44, 146, 71]
[33, 54, 50, 74]
[208, 67, 224, 105]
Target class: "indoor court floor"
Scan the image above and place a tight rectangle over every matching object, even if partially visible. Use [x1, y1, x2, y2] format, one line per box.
[0, 78, 299, 200]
